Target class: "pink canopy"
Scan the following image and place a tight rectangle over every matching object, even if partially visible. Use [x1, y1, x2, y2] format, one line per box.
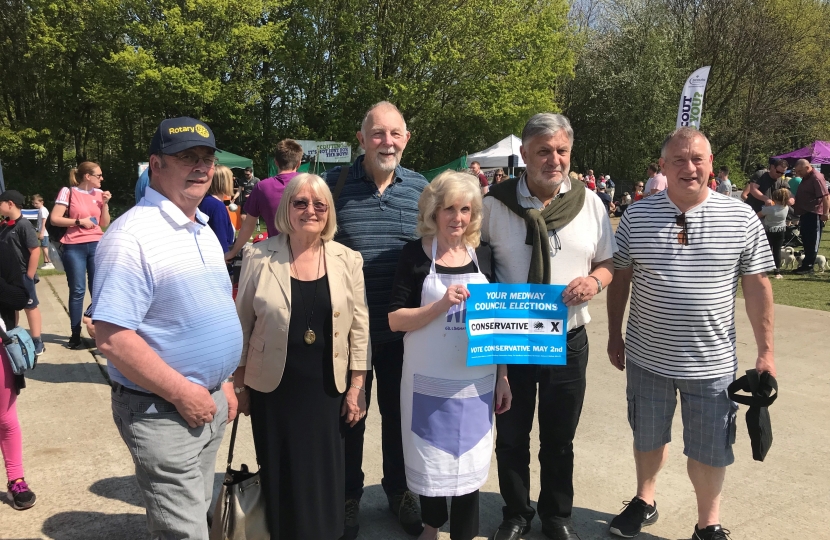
[774, 141, 830, 164]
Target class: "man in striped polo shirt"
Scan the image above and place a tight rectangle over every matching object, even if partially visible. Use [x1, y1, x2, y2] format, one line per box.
[326, 101, 428, 539]
[607, 128, 776, 540]
[93, 117, 243, 539]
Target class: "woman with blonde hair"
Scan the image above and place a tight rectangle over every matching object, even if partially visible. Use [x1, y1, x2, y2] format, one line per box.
[758, 187, 792, 279]
[234, 173, 369, 539]
[198, 164, 236, 253]
[50, 162, 111, 348]
[388, 170, 512, 540]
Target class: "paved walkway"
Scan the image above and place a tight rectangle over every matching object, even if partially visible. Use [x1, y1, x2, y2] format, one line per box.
[1, 276, 828, 539]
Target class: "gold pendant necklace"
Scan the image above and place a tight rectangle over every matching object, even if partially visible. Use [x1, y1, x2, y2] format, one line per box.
[288, 238, 323, 346]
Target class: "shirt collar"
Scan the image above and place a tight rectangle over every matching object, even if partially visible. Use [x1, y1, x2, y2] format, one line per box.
[663, 188, 711, 215]
[353, 155, 405, 185]
[516, 174, 572, 209]
[144, 187, 208, 228]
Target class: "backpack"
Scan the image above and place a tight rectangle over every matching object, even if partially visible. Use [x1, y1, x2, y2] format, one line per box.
[45, 188, 72, 244]
[0, 325, 37, 375]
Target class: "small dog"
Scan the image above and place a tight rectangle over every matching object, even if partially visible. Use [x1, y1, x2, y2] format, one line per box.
[815, 254, 827, 272]
[780, 247, 796, 270]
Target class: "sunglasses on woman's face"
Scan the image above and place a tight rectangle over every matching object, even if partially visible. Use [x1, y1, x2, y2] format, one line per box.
[292, 199, 328, 213]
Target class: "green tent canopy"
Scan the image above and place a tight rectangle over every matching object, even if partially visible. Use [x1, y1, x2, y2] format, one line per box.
[217, 150, 253, 170]
[298, 161, 335, 174]
[421, 156, 467, 181]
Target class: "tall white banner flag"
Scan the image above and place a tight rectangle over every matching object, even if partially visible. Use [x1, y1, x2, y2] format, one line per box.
[676, 66, 711, 130]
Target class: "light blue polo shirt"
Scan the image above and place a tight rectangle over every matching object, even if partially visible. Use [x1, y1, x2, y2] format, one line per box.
[91, 187, 243, 393]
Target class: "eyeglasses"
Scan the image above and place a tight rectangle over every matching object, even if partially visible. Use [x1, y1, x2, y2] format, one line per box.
[292, 199, 328, 213]
[675, 213, 689, 245]
[89, 173, 104, 178]
[170, 153, 219, 167]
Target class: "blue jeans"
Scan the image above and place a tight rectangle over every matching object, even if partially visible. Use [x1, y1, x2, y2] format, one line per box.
[62, 242, 97, 334]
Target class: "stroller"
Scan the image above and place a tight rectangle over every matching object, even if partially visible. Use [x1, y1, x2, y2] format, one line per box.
[783, 224, 803, 249]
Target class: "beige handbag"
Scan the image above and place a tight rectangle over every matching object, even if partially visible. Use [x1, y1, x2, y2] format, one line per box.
[210, 416, 270, 540]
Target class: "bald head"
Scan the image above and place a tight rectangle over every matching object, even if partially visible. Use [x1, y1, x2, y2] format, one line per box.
[794, 158, 812, 178]
[361, 101, 407, 136]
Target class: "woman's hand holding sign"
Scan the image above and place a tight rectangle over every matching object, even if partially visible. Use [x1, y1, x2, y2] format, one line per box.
[440, 284, 470, 311]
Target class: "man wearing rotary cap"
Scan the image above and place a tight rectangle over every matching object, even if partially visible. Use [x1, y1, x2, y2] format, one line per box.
[92, 117, 243, 538]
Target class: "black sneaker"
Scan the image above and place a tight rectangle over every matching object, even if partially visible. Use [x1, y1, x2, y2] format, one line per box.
[692, 524, 732, 540]
[340, 498, 360, 540]
[34, 339, 45, 357]
[609, 497, 658, 537]
[793, 267, 814, 275]
[387, 490, 423, 535]
[7, 479, 37, 510]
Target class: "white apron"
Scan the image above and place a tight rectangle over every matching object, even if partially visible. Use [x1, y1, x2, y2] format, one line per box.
[401, 238, 496, 497]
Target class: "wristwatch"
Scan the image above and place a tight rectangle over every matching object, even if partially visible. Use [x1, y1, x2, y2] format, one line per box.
[75, 218, 81, 226]
[234, 386, 247, 394]
[588, 275, 603, 293]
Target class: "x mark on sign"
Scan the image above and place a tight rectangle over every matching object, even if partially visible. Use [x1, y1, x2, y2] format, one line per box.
[550, 321, 560, 333]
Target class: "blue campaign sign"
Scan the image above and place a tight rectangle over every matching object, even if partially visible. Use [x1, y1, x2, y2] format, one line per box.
[465, 283, 567, 366]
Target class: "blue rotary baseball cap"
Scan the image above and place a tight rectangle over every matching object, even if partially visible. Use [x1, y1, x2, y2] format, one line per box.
[149, 117, 218, 155]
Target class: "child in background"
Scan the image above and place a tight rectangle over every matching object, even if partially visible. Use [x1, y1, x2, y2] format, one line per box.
[0, 190, 45, 356]
[0, 241, 37, 511]
[31, 195, 54, 270]
[758, 187, 791, 279]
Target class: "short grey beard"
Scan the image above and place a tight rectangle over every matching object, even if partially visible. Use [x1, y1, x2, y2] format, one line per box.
[375, 154, 400, 172]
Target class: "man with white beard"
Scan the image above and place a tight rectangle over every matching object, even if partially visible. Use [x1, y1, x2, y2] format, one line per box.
[326, 101, 428, 539]
[482, 113, 616, 540]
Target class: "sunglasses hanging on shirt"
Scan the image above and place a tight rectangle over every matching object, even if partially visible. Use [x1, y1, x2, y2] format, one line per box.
[675, 213, 689, 245]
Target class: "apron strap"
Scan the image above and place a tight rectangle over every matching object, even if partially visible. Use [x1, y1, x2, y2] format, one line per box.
[431, 237, 481, 274]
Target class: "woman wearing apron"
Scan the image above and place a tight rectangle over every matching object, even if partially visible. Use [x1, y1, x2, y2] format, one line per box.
[389, 171, 512, 540]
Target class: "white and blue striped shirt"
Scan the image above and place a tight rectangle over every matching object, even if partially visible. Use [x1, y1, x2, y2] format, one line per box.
[91, 187, 242, 393]
[613, 190, 774, 379]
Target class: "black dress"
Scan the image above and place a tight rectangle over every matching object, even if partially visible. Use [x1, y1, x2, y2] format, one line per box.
[249, 275, 344, 540]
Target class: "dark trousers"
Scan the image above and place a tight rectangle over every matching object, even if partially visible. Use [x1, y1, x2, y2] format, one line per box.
[766, 229, 785, 272]
[799, 212, 823, 269]
[495, 326, 589, 527]
[420, 491, 479, 540]
[344, 338, 408, 500]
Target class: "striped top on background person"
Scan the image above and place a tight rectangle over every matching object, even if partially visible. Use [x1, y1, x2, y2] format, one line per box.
[612, 190, 774, 379]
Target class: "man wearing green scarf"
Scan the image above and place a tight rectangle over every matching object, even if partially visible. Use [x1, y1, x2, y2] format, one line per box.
[483, 113, 616, 540]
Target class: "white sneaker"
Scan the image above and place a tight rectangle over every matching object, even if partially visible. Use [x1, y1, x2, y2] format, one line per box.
[41, 263, 55, 270]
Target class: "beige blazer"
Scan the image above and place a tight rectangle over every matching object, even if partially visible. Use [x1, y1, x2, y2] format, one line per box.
[236, 233, 371, 394]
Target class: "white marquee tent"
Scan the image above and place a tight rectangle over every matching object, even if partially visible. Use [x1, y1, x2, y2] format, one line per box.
[466, 135, 526, 168]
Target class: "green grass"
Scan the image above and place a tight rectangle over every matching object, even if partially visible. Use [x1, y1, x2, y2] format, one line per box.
[737, 230, 830, 312]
